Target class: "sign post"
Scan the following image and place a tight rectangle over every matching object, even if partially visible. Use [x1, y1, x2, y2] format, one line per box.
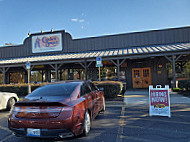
[26, 62, 31, 94]
[96, 57, 103, 81]
[149, 85, 171, 117]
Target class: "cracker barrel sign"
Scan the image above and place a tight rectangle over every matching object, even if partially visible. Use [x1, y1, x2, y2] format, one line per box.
[149, 85, 171, 117]
[32, 33, 62, 53]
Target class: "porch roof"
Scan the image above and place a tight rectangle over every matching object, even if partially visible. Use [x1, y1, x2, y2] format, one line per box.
[0, 42, 190, 65]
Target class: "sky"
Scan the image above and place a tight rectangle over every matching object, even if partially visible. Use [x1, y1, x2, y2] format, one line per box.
[0, 0, 190, 46]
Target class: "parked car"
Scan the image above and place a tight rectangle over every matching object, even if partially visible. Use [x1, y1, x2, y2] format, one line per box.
[0, 92, 18, 111]
[8, 81, 105, 138]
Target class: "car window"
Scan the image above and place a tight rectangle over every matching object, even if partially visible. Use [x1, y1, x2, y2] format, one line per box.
[81, 83, 91, 96]
[89, 82, 98, 91]
[27, 83, 79, 98]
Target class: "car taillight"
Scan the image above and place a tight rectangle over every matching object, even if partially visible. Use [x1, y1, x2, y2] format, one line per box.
[61, 107, 73, 111]
[12, 106, 72, 113]
[12, 106, 73, 118]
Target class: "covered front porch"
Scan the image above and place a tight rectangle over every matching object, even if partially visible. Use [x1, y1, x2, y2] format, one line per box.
[0, 43, 189, 89]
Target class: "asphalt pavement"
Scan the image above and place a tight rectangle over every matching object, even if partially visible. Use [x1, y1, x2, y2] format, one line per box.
[1, 91, 190, 142]
[0, 101, 123, 142]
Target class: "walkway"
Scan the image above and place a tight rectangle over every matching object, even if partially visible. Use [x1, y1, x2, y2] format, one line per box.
[124, 89, 190, 105]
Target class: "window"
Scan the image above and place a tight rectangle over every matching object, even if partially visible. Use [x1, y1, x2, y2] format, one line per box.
[81, 83, 91, 96]
[89, 82, 98, 91]
[143, 69, 149, 77]
[134, 70, 140, 78]
[27, 83, 79, 98]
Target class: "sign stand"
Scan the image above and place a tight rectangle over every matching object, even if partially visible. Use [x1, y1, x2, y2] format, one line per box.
[149, 85, 171, 117]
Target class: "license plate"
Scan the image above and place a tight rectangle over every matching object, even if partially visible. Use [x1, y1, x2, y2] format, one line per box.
[27, 128, 40, 137]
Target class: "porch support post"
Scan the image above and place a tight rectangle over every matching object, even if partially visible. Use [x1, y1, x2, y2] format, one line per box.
[0, 67, 9, 84]
[59, 69, 63, 80]
[3, 68, 6, 84]
[85, 60, 87, 81]
[55, 64, 58, 81]
[172, 55, 176, 88]
[117, 59, 120, 80]
[41, 70, 44, 82]
[164, 55, 182, 89]
[79, 60, 92, 81]
[111, 59, 125, 81]
[49, 64, 63, 82]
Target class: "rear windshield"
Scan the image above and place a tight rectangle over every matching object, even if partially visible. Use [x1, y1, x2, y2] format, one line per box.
[27, 83, 79, 97]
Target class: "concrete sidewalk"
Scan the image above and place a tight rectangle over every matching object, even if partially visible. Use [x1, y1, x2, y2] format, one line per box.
[124, 90, 190, 105]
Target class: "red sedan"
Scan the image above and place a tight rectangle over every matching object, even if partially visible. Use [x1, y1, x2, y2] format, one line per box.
[8, 81, 105, 138]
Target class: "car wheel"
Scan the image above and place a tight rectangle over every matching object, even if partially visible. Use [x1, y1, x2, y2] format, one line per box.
[83, 111, 91, 136]
[6, 97, 16, 110]
[101, 97, 106, 112]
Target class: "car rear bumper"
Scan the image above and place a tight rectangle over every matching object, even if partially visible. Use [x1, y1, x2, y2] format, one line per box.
[9, 127, 74, 138]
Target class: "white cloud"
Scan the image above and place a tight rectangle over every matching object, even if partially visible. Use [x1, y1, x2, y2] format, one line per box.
[79, 19, 84, 23]
[71, 18, 85, 23]
[71, 18, 78, 22]
[71, 17, 87, 30]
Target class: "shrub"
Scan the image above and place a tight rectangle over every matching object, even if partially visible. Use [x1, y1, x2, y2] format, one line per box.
[0, 84, 42, 97]
[172, 88, 182, 92]
[178, 80, 190, 91]
[93, 81, 123, 98]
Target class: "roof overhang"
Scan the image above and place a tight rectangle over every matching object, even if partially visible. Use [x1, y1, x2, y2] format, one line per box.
[0, 43, 190, 68]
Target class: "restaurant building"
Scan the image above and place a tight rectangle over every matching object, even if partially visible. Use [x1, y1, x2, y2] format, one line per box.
[0, 26, 190, 89]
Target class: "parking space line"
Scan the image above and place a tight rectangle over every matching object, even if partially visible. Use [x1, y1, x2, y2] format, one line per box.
[0, 126, 11, 132]
[0, 133, 14, 142]
[116, 105, 126, 142]
[119, 135, 163, 142]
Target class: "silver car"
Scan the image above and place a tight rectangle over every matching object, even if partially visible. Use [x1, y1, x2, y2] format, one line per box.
[0, 92, 18, 110]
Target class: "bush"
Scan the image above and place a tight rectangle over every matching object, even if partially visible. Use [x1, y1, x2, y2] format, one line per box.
[0, 84, 42, 97]
[172, 88, 182, 92]
[178, 80, 190, 91]
[93, 81, 123, 98]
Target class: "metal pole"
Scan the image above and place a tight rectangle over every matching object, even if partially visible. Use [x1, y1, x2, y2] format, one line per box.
[99, 66, 101, 81]
[28, 69, 31, 94]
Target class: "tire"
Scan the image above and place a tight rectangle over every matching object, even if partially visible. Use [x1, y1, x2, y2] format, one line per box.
[83, 111, 91, 136]
[101, 97, 106, 112]
[6, 97, 16, 111]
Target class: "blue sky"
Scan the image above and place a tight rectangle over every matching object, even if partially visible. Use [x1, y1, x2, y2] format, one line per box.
[0, 0, 189, 46]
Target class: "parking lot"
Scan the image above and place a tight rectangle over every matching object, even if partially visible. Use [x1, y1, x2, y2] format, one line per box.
[1, 91, 190, 142]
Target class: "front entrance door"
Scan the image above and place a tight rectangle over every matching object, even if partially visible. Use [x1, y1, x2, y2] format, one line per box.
[132, 67, 151, 88]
